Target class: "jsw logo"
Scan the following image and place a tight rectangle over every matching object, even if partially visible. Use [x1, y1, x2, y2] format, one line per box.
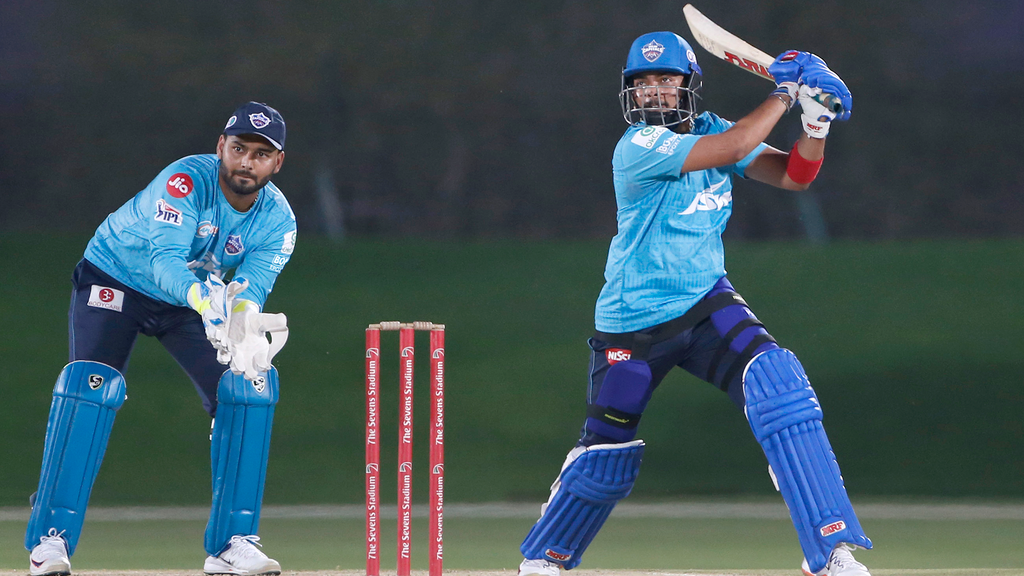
[681, 178, 732, 215]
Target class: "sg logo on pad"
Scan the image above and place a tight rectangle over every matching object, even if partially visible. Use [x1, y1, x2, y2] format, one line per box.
[88, 375, 104, 390]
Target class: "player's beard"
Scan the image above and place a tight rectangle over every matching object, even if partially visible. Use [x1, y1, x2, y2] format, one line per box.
[220, 163, 270, 196]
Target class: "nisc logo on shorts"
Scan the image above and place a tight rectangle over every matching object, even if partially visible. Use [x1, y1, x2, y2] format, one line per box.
[166, 173, 194, 198]
[606, 348, 632, 365]
[820, 520, 846, 537]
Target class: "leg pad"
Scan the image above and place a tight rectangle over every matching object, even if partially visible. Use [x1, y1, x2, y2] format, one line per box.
[744, 349, 871, 573]
[520, 440, 644, 570]
[204, 368, 279, 555]
[26, 361, 126, 555]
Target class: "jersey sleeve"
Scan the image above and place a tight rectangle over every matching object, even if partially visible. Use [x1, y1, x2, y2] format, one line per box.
[232, 225, 297, 309]
[618, 126, 700, 181]
[147, 163, 208, 306]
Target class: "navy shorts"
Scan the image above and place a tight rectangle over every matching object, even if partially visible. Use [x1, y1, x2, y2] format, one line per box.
[587, 277, 780, 427]
[68, 259, 226, 416]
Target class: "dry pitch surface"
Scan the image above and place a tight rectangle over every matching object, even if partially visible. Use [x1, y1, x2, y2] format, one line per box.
[5, 553, 1012, 576]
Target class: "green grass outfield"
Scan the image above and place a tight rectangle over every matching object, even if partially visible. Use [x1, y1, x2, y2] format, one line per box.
[2, 235, 1023, 507]
[3, 502, 1023, 571]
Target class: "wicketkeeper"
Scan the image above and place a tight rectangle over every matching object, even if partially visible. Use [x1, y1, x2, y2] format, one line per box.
[518, 32, 872, 576]
[26, 102, 295, 576]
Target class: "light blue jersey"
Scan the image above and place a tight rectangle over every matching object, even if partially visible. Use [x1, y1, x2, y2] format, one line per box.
[595, 112, 767, 333]
[84, 154, 296, 309]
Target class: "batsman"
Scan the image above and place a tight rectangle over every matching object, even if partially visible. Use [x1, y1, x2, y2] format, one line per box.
[518, 32, 872, 576]
[25, 102, 294, 576]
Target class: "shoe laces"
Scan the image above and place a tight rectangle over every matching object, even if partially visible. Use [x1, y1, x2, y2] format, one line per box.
[830, 543, 867, 571]
[38, 528, 67, 549]
[226, 534, 267, 559]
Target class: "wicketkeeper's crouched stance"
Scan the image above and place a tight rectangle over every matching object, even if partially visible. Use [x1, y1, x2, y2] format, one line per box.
[26, 102, 295, 576]
[519, 32, 872, 576]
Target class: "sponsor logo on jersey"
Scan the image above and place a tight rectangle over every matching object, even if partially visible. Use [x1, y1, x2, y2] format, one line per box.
[88, 285, 125, 312]
[224, 115, 237, 129]
[642, 40, 665, 62]
[88, 374, 105, 390]
[249, 112, 271, 128]
[606, 348, 632, 364]
[820, 520, 846, 537]
[225, 234, 244, 255]
[196, 221, 218, 238]
[270, 254, 289, 273]
[154, 199, 182, 226]
[545, 549, 572, 562]
[680, 178, 731, 215]
[281, 230, 297, 255]
[656, 133, 682, 155]
[166, 173, 194, 198]
[630, 125, 668, 149]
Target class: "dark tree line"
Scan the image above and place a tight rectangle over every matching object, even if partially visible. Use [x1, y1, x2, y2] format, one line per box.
[2, 0, 1021, 239]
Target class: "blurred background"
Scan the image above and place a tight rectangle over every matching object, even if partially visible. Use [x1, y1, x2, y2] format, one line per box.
[2, 0, 1022, 512]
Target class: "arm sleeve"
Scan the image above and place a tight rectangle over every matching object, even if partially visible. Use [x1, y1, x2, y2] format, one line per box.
[231, 225, 297, 309]
[147, 164, 206, 307]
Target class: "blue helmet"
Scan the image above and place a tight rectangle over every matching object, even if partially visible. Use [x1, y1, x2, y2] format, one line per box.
[620, 32, 703, 130]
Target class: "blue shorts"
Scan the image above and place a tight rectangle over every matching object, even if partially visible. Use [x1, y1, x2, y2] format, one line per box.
[69, 259, 225, 416]
[585, 277, 779, 440]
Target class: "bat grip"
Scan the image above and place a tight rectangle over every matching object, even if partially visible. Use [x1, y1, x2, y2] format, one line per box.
[818, 93, 844, 115]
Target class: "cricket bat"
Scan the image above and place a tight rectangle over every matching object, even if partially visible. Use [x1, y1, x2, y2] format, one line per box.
[683, 4, 843, 114]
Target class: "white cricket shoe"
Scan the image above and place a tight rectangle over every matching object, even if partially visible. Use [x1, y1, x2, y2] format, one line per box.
[802, 543, 871, 576]
[204, 535, 281, 575]
[29, 528, 71, 576]
[519, 558, 560, 576]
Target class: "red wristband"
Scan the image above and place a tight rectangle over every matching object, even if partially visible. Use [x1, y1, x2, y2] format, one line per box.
[786, 142, 823, 184]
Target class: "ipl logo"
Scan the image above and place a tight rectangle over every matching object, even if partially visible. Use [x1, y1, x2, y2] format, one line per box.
[642, 39, 665, 62]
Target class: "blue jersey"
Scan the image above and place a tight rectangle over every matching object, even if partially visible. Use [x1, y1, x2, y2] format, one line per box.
[594, 112, 768, 333]
[84, 154, 296, 309]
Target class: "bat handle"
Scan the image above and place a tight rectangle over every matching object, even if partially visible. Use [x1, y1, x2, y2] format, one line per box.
[817, 93, 845, 116]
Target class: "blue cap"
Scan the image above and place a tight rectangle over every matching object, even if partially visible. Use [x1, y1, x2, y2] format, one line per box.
[222, 102, 286, 150]
[623, 31, 702, 79]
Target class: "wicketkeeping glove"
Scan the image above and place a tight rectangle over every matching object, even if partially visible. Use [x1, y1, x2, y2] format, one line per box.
[223, 302, 290, 380]
[186, 275, 249, 348]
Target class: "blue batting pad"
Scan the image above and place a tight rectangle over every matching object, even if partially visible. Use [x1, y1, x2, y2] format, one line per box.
[744, 349, 871, 573]
[520, 440, 644, 570]
[204, 368, 279, 556]
[26, 361, 126, 555]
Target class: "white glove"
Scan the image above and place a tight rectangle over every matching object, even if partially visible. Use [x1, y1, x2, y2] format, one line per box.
[798, 84, 836, 138]
[186, 275, 249, 349]
[223, 303, 290, 380]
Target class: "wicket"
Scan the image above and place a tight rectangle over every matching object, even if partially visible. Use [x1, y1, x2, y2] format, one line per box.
[365, 321, 445, 576]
